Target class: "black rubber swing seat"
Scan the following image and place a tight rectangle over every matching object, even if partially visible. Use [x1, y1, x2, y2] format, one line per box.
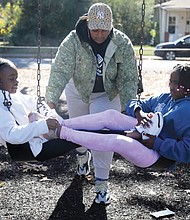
[6, 142, 37, 162]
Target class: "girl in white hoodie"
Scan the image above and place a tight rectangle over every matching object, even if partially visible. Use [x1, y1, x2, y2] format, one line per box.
[0, 58, 80, 161]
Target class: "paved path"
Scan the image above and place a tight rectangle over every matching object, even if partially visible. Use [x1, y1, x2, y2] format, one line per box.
[8, 58, 52, 69]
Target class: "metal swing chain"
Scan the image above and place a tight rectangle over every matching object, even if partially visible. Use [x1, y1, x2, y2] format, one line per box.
[137, 0, 145, 103]
[37, 0, 45, 112]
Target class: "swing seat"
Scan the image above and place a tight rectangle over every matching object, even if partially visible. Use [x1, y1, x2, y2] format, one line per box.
[6, 142, 37, 162]
[149, 156, 176, 171]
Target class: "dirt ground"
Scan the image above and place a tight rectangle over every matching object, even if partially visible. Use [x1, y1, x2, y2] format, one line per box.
[0, 61, 190, 220]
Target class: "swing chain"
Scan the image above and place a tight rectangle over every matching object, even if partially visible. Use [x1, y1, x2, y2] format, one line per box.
[137, 0, 145, 103]
[37, 0, 45, 112]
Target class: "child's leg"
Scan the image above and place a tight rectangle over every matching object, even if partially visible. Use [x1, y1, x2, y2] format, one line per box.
[64, 109, 137, 131]
[60, 127, 159, 168]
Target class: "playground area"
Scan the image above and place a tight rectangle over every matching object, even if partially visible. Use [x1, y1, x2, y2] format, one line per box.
[0, 59, 190, 219]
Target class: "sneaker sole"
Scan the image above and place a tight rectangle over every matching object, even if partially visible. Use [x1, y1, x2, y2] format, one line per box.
[94, 197, 111, 205]
[95, 200, 111, 205]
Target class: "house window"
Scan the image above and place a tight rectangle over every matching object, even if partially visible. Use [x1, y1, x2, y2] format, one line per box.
[168, 16, 176, 34]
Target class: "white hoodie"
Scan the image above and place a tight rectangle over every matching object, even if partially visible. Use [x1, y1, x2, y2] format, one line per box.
[0, 90, 63, 156]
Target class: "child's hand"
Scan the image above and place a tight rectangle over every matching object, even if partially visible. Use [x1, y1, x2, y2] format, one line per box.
[136, 110, 154, 127]
[140, 112, 154, 128]
[46, 118, 59, 130]
[140, 133, 156, 149]
[28, 111, 44, 123]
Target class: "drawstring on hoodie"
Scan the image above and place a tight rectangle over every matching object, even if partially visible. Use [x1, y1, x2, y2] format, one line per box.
[2, 90, 20, 125]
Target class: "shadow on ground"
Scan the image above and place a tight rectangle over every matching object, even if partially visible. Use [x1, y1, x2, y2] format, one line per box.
[49, 175, 107, 220]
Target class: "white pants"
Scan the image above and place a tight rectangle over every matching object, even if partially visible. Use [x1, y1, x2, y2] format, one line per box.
[65, 79, 121, 179]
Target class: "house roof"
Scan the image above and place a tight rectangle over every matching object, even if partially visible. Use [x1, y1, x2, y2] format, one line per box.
[155, 0, 190, 10]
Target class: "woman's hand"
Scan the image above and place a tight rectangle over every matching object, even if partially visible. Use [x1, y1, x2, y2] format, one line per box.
[47, 101, 56, 109]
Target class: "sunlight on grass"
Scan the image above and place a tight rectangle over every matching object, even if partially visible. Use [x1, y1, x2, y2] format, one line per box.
[134, 45, 154, 56]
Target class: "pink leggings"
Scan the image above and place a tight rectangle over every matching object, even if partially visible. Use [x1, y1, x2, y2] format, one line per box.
[62, 109, 160, 168]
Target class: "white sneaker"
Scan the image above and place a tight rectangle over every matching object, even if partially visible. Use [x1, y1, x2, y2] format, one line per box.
[94, 182, 110, 205]
[135, 112, 163, 140]
[76, 151, 91, 176]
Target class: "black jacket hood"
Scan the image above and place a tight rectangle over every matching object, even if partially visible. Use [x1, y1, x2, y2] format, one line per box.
[75, 13, 90, 43]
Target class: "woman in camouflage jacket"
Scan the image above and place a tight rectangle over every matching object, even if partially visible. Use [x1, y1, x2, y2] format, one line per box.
[45, 3, 138, 205]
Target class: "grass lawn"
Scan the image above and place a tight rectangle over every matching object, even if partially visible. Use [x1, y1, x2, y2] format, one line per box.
[134, 45, 154, 56]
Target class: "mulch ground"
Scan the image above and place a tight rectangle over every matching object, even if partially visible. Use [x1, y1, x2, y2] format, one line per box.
[1, 146, 190, 220]
[0, 65, 190, 220]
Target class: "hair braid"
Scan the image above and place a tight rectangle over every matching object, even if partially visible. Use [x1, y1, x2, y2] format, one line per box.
[173, 63, 190, 94]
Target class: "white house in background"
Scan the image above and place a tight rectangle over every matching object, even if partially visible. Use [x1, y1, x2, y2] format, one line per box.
[155, 0, 190, 43]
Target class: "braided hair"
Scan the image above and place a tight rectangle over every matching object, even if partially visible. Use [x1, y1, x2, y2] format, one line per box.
[173, 63, 190, 95]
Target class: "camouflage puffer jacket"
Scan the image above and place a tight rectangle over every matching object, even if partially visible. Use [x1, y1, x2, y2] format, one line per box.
[45, 28, 138, 111]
